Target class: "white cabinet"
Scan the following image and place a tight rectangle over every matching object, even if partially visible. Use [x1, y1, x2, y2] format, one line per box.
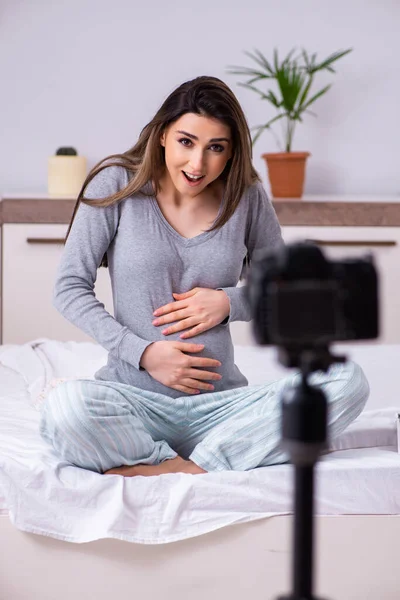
[281, 226, 400, 344]
[2, 224, 113, 344]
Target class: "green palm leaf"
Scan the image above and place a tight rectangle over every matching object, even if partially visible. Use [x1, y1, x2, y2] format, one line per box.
[244, 49, 274, 75]
[301, 84, 331, 111]
[251, 113, 287, 145]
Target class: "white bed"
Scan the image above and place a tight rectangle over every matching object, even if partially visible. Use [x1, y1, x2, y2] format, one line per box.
[0, 339, 399, 600]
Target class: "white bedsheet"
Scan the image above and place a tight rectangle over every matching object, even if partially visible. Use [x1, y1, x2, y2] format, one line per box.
[0, 339, 399, 545]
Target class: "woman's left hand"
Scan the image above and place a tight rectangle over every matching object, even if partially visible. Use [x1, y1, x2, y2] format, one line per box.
[152, 287, 230, 339]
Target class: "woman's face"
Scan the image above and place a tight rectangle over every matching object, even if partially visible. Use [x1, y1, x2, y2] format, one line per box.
[160, 112, 233, 197]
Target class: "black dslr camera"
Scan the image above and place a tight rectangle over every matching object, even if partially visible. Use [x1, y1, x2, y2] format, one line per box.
[247, 242, 379, 368]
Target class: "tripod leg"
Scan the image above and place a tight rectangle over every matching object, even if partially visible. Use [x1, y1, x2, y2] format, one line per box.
[276, 375, 329, 600]
[293, 465, 314, 598]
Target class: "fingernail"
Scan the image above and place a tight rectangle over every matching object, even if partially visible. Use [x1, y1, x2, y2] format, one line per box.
[152, 320, 159, 325]
[153, 310, 160, 316]
[162, 330, 168, 335]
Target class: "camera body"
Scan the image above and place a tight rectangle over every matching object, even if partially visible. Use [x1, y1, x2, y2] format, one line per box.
[247, 242, 379, 348]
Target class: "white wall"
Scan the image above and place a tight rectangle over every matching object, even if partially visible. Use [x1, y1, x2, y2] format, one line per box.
[1, 0, 399, 196]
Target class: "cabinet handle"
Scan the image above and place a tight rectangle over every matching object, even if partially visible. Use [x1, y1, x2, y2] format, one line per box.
[26, 238, 65, 245]
[305, 239, 397, 247]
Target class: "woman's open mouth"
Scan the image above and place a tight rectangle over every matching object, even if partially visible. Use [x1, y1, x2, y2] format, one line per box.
[182, 171, 205, 186]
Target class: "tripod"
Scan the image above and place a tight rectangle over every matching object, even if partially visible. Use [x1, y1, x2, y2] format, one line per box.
[276, 345, 346, 600]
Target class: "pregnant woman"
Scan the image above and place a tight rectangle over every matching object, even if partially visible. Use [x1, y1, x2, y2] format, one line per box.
[40, 76, 369, 477]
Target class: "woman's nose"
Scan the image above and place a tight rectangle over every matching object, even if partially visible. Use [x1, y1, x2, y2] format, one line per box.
[188, 150, 205, 172]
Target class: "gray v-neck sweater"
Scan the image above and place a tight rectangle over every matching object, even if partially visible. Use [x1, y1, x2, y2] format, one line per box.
[54, 166, 283, 397]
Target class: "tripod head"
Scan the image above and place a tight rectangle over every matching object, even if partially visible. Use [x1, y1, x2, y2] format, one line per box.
[277, 344, 347, 474]
[276, 344, 346, 376]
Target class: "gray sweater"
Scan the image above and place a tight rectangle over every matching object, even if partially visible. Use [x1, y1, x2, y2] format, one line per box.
[54, 166, 283, 397]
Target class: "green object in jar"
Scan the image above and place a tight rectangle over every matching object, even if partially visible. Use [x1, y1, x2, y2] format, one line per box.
[55, 147, 78, 156]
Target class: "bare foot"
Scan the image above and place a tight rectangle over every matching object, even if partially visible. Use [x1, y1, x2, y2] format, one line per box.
[104, 456, 206, 477]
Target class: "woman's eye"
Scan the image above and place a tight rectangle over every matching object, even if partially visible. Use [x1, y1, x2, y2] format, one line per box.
[178, 139, 224, 153]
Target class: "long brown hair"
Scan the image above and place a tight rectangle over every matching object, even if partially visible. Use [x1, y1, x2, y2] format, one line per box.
[67, 75, 260, 267]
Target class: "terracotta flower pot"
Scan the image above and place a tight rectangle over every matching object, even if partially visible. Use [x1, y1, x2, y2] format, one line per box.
[262, 151, 310, 198]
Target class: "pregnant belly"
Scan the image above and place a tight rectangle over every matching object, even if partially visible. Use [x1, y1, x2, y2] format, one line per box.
[178, 325, 233, 362]
[102, 324, 247, 396]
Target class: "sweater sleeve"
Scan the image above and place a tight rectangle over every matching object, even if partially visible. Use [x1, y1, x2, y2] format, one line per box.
[219, 182, 284, 323]
[53, 165, 152, 369]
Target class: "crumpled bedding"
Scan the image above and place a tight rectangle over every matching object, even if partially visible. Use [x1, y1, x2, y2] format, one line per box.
[0, 339, 399, 545]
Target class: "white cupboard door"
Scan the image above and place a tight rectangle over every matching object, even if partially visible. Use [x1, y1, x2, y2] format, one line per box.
[281, 226, 400, 344]
[2, 224, 113, 344]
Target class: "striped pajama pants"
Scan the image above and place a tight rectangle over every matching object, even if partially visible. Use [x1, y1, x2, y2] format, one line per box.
[39, 360, 369, 474]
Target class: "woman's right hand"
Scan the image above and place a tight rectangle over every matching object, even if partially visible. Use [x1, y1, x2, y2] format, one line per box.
[139, 341, 222, 394]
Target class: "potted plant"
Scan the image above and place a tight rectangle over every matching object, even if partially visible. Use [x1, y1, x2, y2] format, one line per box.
[227, 47, 352, 198]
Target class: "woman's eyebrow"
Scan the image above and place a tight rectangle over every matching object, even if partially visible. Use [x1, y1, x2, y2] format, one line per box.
[176, 130, 230, 143]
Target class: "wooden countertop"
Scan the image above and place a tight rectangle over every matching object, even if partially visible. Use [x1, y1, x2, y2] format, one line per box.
[1, 194, 400, 226]
[0, 197, 76, 224]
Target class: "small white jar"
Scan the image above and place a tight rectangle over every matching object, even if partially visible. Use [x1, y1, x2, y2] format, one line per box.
[48, 154, 87, 196]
